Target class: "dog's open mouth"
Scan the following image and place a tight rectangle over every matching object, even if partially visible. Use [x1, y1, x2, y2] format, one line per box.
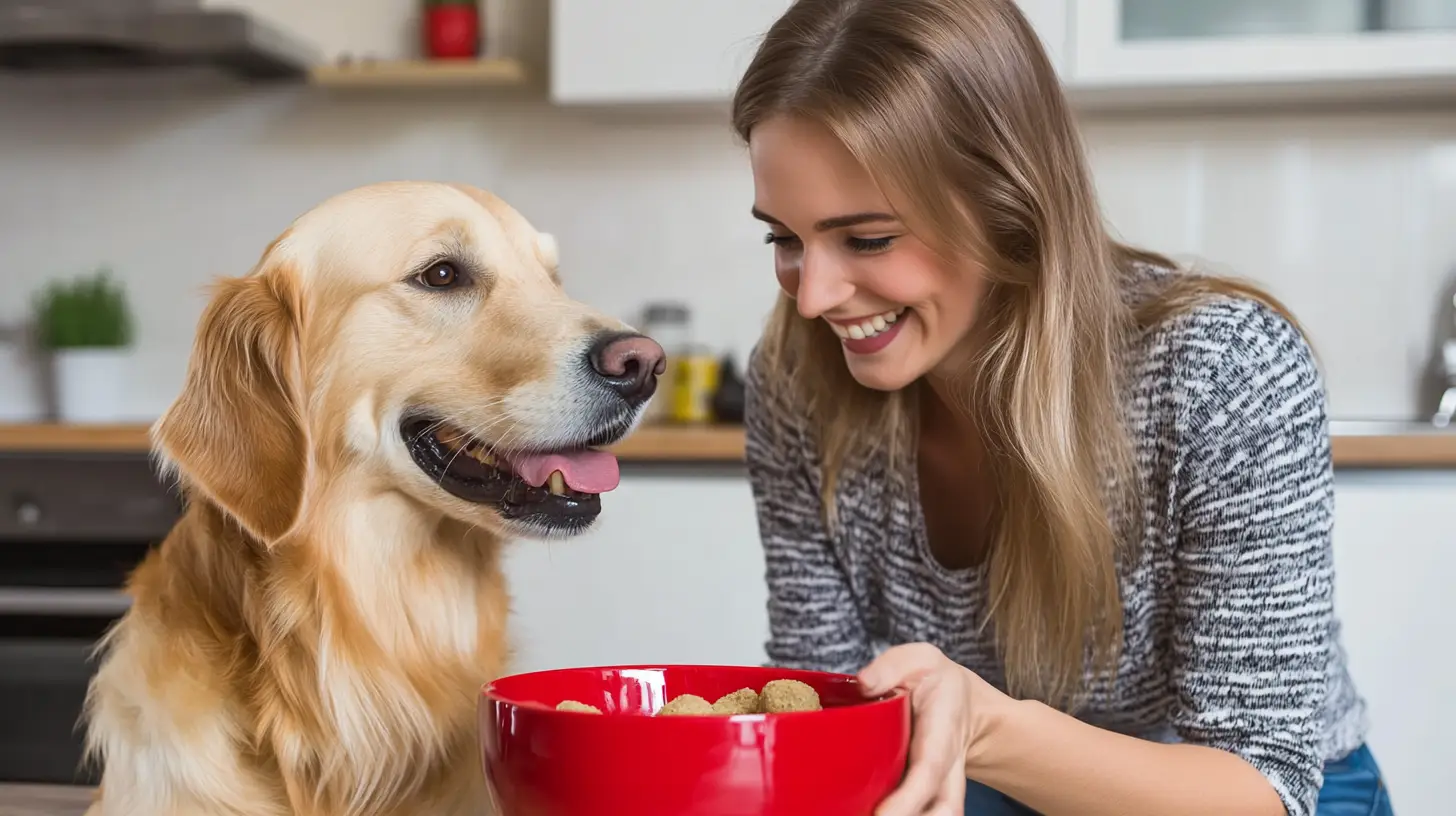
[402, 417, 620, 532]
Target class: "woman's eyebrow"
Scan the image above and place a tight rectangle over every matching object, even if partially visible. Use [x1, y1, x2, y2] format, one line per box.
[751, 207, 899, 231]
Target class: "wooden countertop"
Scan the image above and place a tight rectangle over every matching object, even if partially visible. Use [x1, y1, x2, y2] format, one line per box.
[0, 783, 95, 816]
[0, 423, 746, 463]
[0, 423, 1452, 469]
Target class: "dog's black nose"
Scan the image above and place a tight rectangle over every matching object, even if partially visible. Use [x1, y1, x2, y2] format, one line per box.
[588, 332, 666, 406]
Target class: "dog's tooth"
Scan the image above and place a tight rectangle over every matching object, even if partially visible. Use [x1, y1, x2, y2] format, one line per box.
[482, 452, 498, 467]
[547, 471, 567, 496]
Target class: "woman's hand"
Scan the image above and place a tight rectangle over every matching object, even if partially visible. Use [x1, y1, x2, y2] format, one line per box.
[858, 643, 1006, 816]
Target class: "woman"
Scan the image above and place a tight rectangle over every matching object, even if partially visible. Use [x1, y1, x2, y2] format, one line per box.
[733, 1, 1391, 815]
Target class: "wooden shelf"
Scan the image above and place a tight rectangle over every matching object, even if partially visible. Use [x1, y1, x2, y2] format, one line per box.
[309, 58, 527, 89]
[1, 423, 1453, 469]
[0, 423, 744, 463]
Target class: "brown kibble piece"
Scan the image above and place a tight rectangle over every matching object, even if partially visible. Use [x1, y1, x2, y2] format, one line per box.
[711, 687, 761, 715]
[760, 679, 821, 713]
[657, 693, 714, 716]
[555, 700, 602, 714]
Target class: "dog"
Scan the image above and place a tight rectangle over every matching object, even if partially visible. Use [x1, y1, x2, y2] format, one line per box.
[80, 181, 664, 816]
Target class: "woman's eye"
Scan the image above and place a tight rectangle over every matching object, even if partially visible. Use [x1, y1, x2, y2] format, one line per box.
[417, 262, 461, 289]
[847, 236, 896, 253]
[764, 232, 800, 247]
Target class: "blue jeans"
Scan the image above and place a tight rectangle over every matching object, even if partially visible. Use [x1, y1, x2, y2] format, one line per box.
[963, 743, 1393, 815]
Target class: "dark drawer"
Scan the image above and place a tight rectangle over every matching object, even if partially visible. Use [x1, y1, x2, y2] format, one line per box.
[0, 454, 181, 543]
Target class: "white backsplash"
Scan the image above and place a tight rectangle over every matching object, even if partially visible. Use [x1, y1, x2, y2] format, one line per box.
[1, 74, 1453, 420]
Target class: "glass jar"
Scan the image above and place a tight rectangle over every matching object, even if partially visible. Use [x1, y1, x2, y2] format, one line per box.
[639, 302, 691, 424]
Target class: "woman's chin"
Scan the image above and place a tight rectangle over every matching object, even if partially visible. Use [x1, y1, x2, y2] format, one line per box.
[843, 348, 925, 392]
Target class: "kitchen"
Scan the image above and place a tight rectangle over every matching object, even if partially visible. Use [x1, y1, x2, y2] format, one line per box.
[1, 0, 1455, 814]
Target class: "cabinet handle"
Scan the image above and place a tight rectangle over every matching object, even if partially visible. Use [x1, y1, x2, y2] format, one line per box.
[0, 588, 131, 616]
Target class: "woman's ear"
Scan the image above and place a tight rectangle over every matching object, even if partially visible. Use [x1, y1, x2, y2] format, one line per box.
[152, 266, 308, 545]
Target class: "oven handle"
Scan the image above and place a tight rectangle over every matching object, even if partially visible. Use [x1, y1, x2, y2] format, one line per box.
[0, 588, 132, 616]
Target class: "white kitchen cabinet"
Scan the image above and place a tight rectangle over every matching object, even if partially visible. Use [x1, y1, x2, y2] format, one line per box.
[1071, 0, 1456, 104]
[550, 0, 790, 104]
[549, 0, 1070, 105]
[1331, 471, 1456, 816]
[503, 471, 769, 672]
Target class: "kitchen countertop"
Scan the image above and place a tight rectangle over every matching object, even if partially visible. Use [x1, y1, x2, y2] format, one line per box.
[0, 784, 94, 816]
[0, 423, 746, 463]
[0, 421, 1452, 469]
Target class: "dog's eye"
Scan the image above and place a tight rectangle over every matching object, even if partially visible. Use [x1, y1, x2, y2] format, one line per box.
[418, 262, 461, 289]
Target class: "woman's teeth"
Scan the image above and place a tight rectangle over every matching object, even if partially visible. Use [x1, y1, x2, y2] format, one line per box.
[829, 308, 905, 340]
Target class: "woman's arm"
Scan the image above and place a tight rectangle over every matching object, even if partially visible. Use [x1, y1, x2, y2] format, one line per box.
[967, 699, 1285, 815]
[967, 303, 1334, 816]
[744, 349, 873, 673]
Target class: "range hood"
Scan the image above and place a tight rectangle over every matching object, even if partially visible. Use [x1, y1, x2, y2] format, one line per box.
[0, 0, 320, 80]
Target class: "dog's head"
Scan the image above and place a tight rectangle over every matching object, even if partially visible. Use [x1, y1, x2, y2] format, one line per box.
[153, 182, 663, 543]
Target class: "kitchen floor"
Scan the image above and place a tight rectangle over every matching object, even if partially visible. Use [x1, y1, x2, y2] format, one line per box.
[0, 785, 94, 816]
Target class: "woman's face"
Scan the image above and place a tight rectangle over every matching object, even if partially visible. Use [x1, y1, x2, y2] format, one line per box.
[748, 115, 986, 392]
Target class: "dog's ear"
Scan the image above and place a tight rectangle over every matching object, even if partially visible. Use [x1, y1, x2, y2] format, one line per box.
[153, 265, 308, 545]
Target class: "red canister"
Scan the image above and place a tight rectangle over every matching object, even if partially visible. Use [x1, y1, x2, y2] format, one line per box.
[423, 1, 480, 60]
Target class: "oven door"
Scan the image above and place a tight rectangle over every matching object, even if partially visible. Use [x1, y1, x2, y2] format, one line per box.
[0, 453, 177, 786]
[0, 580, 134, 786]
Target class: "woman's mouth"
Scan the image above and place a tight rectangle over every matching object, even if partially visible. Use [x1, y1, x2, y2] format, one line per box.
[827, 307, 908, 355]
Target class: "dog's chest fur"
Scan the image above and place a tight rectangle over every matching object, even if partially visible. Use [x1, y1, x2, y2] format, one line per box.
[84, 499, 508, 816]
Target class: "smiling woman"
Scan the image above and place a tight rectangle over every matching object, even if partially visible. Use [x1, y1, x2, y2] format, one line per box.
[731, 1, 1391, 816]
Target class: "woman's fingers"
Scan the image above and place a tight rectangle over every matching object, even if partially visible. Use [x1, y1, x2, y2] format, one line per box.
[859, 642, 946, 695]
[874, 676, 959, 816]
[931, 747, 968, 815]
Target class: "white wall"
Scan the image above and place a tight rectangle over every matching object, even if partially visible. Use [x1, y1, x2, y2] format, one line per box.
[1, 81, 1453, 420]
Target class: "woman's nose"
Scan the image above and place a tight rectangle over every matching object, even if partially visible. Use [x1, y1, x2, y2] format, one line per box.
[790, 250, 855, 320]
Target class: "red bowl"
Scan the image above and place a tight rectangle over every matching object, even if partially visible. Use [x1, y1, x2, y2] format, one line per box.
[479, 664, 911, 816]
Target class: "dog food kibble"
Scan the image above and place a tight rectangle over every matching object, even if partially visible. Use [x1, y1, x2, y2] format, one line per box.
[760, 679, 822, 713]
[656, 693, 715, 716]
[555, 678, 823, 717]
[710, 687, 761, 715]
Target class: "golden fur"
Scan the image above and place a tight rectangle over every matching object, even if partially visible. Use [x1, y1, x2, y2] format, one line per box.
[82, 182, 635, 815]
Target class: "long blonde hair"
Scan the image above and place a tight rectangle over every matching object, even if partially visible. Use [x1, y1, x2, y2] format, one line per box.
[732, 0, 1302, 709]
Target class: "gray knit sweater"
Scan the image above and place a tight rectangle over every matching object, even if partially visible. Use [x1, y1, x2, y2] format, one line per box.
[743, 269, 1367, 816]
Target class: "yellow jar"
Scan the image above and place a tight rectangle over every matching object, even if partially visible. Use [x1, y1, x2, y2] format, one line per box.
[670, 352, 720, 424]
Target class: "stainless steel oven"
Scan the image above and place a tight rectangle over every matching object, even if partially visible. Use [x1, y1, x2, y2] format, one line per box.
[0, 452, 179, 786]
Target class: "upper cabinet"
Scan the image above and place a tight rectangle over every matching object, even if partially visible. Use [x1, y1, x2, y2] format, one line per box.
[1071, 0, 1456, 106]
[551, 0, 1456, 110]
[550, 0, 1071, 105]
[551, 0, 793, 105]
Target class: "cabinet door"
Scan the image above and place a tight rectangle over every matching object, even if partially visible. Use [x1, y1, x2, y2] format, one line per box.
[550, 1, 1070, 105]
[1071, 0, 1456, 92]
[1015, 0, 1069, 77]
[550, 0, 792, 104]
[1331, 471, 1456, 816]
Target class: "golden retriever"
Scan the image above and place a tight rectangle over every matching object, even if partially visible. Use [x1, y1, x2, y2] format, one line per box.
[80, 181, 665, 816]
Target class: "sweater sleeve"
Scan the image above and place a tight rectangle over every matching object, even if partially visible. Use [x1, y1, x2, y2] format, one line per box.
[744, 349, 873, 674]
[1170, 303, 1335, 816]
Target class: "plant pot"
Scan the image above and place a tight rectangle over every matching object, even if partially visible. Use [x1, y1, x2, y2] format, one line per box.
[424, 3, 480, 60]
[52, 347, 130, 424]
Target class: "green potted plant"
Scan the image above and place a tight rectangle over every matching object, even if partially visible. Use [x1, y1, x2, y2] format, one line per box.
[32, 269, 134, 423]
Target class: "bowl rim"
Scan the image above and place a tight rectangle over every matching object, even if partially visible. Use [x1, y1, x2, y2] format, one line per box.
[479, 663, 909, 720]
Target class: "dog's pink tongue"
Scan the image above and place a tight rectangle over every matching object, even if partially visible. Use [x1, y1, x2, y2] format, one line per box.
[506, 450, 621, 493]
